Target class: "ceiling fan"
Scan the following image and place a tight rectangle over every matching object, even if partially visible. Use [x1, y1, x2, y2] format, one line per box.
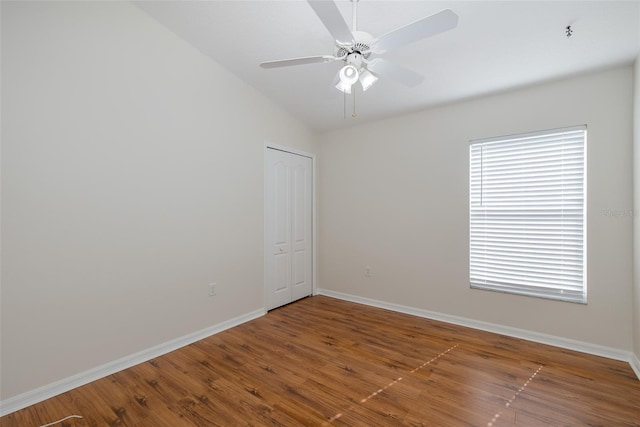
[260, 0, 458, 94]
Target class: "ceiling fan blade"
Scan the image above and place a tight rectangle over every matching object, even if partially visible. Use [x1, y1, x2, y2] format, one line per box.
[307, 0, 354, 46]
[370, 9, 458, 53]
[260, 55, 337, 69]
[367, 58, 424, 87]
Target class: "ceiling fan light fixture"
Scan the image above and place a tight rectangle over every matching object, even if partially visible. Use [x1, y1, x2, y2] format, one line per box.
[359, 68, 378, 91]
[339, 64, 359, 85]
[336, 64, 359, 93]
[335, 79, 352, 94]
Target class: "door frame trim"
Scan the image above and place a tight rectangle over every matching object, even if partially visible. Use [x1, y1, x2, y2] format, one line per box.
[264, 142, 317, 311]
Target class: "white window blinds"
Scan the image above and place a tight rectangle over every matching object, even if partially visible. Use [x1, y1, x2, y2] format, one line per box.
[469, 125, 586, 303]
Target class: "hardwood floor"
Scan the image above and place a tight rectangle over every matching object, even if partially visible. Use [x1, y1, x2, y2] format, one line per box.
[2, 295, 639, 426]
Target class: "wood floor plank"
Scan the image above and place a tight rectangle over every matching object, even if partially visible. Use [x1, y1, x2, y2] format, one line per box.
[2, 295, 639, 426]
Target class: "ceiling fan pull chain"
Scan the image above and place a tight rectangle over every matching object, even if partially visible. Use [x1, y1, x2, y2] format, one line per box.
[352, 88, 357, 118]
[343, 89, 347, 120]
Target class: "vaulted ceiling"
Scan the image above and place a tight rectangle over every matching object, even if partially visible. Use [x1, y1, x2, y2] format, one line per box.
[135, 1, 640, 132]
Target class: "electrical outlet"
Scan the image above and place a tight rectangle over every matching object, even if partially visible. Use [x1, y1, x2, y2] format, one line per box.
[209, 282, 217, 296]
[364, 266, 372, 277]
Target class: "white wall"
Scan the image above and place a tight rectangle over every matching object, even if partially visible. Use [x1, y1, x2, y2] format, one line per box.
[0, 1, 315, 400]
[319, 66, 634, 351]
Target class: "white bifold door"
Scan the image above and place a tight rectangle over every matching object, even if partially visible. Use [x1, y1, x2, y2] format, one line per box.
[265, 148, 313, 311]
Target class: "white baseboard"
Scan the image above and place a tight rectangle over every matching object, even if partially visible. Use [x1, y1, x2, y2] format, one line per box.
[630, 353, 640, 380]
[317, 288, 640, 379]
[0, 308, 265, 416]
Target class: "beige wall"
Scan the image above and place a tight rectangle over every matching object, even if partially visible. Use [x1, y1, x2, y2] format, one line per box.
[319, 66, 634, 351]
[0, 1, 315, 400]
[634, 57, 640, 359]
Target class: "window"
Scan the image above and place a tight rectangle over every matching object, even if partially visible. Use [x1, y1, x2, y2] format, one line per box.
[469, 126, 586, 303]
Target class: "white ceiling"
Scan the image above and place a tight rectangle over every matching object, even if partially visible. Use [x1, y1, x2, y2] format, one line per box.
[135, 1, 640, 132]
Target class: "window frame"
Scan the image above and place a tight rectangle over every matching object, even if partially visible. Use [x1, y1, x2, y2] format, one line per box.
[469, 125, 587, 304]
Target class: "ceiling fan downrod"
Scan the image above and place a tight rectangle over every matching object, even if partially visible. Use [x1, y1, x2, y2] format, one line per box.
[351, 0, 359, 32]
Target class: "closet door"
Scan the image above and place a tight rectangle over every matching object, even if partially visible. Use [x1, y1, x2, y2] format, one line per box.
[290, 154, 312, 301]
[265, 148, 312, 310]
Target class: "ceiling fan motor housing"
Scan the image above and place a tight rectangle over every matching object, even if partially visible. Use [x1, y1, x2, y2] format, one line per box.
[335, 30, 374, 60]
